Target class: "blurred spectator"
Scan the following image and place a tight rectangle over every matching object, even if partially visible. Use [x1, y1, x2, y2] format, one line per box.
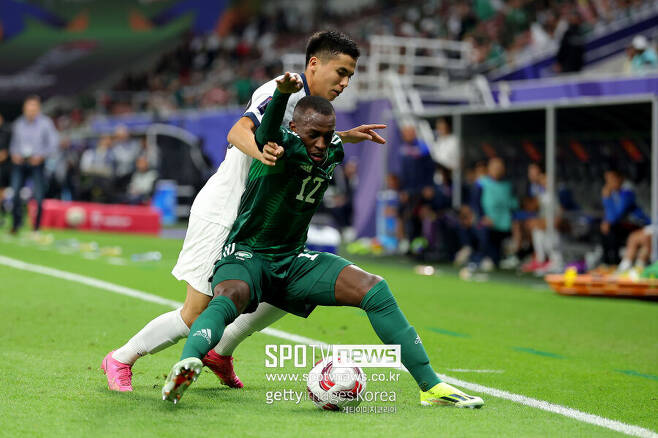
[626, 35, 658, 73]
[520, 170, 564, 274]
[139, 137, 160, 170]
[526, 162, 545, 198]
[555, 11, 585, 73]
[9, 95, 59, 233]
[398, 124, 434, 194]
[617, 225, 655, 273]
[112, 125, 141, 190]
[429, 117, 458, 171]
[471, 157, 519, 269]
[124, 155, 158, 205]
[455, 204, 477, 266]
[0, 114, 11, 224]
[454, 160, 488, 265]
[376, 173, 401, 253]
[324, 159, 357, 231]
[79, 134, 117, 203]
[45, 136, 80, 201]
[600, 168, 650, 265]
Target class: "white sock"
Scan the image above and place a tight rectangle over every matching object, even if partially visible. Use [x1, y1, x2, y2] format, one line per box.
[112, 308, 190, 365]
[618, 258, 632, 272]
[547, 232, 561, 263]
[213, 302, 287, 356]
[532, 229, 546, 262]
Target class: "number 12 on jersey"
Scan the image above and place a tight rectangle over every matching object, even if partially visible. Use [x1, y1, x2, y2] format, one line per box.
[296, 176, 323, 204]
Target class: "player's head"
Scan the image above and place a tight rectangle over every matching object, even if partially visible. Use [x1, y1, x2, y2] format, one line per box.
[23, 95, 41, 120]
[290, 96, 336, 164]
[528, 162, 543, 182]
[305, 31, 360, 101]
[604, 168, 623, 190]
[488, 157, 505, 179]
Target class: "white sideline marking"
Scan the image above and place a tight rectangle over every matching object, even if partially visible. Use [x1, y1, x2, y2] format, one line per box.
[0, 254, 656, 438]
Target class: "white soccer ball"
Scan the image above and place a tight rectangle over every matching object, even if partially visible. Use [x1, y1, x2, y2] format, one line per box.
[65, 206, 86, 228]
[306, 358, 367, 411]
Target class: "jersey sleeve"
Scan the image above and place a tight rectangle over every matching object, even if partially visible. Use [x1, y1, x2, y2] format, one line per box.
[243, 80, 278, 128]
[254, 90, 291, 150]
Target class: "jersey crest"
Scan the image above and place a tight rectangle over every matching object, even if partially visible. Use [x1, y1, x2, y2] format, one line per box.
[257, 97, 273, 115]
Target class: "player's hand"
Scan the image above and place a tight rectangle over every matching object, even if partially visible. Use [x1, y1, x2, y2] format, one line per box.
[261, 141, 284, 166]
[276, 72, 303, 94]
[338, 124, 387, 144]
[11, 154, 24, 165]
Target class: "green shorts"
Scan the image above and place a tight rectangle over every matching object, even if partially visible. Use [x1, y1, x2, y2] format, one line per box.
[210, 243, 353, 317]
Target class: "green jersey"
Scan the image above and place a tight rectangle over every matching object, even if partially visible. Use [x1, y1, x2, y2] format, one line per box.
[226, 90, 344, 259]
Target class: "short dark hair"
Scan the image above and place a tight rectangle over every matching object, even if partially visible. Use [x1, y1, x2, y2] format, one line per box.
[293, 96, 335, 121]
[305, 31, 360, 65]
[24, 94, 41, 103]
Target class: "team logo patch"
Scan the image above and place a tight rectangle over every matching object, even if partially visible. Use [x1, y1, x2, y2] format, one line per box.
[235, 250, 253, 260]
[257, 97, 272, 115]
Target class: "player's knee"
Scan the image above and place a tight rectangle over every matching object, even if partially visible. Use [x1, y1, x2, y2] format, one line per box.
[213, 280, 250, 313]
[356, 273, 383, 299]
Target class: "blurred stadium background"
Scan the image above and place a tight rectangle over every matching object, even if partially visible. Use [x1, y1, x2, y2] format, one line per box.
[0, 0, 656, 284]
[0, 1, 657, 436]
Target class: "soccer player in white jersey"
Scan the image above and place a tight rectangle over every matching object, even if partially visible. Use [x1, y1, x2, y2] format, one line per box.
[102, 31, 386, 391]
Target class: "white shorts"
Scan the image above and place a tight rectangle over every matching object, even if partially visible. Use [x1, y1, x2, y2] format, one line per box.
[171, 214, 231, 297]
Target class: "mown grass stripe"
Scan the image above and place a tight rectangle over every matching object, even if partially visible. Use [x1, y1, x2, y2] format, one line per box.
[615, 370, 658, 381]
[513, 347, 565, 359]
[427, 327, 470, 338]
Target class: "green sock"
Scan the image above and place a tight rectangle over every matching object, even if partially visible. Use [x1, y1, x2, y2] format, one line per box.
[360, 280, 441, 391]
[180, 296, 238, 360]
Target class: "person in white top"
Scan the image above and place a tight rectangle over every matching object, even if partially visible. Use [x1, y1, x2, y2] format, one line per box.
[102, 31, 387, 392]
[429, 117, 458, 171]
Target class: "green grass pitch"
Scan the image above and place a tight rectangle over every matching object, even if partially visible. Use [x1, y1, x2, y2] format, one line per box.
[0, 229, 656, 437]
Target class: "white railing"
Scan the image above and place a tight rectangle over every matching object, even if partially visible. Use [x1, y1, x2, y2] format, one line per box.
[284, 34, 473, 95]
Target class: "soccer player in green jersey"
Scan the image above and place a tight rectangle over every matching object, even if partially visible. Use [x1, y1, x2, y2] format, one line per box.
[162, 73, 484, 409]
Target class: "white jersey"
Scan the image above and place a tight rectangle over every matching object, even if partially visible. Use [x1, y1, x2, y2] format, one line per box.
[190, 73, 310, 226]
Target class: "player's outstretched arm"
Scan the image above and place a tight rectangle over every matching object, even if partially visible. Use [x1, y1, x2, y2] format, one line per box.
[254, 72, 302, 149]
[337, 124, 387, 144]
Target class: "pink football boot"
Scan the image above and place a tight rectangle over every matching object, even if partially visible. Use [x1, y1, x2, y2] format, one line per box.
[202, 350, 243, 388]
[101, 351, 133, 392]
